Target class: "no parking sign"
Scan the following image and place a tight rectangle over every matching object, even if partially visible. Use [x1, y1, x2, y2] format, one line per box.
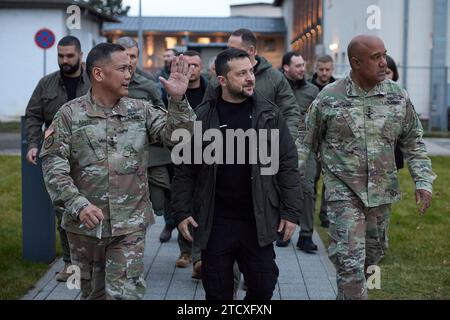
[35, 28, 55, 49]
[35, 28, 55, 76]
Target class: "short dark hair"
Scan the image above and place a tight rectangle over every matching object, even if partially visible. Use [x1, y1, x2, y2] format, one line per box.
[316, 54, 334, 64]
[86, 43, 126, 80]
[282, 51, 301, 68]
[215, 48, 250, 77]
[386, 55, 399, 82]
[182, 50, 201, 58]
[57, 35, 81, 52]
[230, 28, 257, 48]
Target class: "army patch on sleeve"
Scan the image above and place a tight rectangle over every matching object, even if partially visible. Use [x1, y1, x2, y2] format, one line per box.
[43, 124, 55, 149]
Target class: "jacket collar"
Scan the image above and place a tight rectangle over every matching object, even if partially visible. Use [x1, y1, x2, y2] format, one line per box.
[130, 72, 142, 85]
[85, 90, 128, 118]
[345, 74, 387, 97]
[58, 66, 88, 86]
[206, 86, 275, 119]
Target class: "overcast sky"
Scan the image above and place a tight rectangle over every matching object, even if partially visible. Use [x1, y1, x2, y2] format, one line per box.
[122, 0, 274, 17]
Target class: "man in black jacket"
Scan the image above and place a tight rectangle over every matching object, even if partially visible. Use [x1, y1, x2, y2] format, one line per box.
[170, 48, 302, 300]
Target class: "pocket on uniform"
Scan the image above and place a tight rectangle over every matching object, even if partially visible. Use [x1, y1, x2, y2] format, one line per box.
[126, 259, 144, 279]
[71, 127, 105, 166]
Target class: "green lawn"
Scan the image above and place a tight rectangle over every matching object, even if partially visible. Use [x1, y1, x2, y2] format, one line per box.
[0, 155, 449, 299]
[0, 155, 56, 300]
[0, 121, 20, 133]
[315, 156, 450, 299]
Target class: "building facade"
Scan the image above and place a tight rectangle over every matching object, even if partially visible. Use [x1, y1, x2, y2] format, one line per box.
[103, 15, 287, 74]
[0, 0, 116, 121]
[275, 0, 450, 129]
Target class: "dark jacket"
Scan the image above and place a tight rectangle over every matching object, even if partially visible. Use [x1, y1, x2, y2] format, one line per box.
[128, 72, 165, 109]
[285, 77, 319, 136]
[203, 56, 300, 140]
[25, 69, 90, 150]
[311, 73, 336, 92]
[171, 88, 303, 249]
[162, 75, 208, 108]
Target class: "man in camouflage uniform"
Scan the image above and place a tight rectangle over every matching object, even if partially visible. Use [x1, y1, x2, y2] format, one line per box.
[297, 35, 436, 299]
[116, 37, 176, 243]
[40, 43, 196, 300]
[277, 52, 319, 253]
[25, 35, 90, 282]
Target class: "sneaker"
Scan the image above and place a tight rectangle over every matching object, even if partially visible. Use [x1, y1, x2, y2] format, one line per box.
[297, 236, 318, 254]
[320, 220, 330, 228]
[175, 253, 191, 268]
[192, 260, 202, 280]
[55, 262, 72, 282]
[159, 225, 174, 243]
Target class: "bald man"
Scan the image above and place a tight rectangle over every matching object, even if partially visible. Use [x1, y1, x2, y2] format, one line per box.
[296, 35, 436, 299]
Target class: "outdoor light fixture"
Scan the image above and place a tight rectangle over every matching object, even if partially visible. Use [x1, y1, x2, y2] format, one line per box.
[329, 43, 339, 51]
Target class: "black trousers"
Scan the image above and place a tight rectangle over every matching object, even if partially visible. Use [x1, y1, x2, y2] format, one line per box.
[201, 217, 279, 300]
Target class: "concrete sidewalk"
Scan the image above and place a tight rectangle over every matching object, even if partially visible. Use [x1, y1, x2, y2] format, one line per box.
[22, 216, 337, 300]
[2, 133, 450, 157]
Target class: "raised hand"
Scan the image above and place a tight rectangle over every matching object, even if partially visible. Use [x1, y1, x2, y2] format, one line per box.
[159, 54, 194, 101]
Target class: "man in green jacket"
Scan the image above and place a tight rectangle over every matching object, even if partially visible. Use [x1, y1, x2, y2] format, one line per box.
[203, 28, 300, 140]
[277, 52, 319, 253]
[25, 35, 90, 282]
[116, 37, 176, 243]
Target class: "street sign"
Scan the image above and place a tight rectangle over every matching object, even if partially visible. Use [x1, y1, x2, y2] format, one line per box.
[35, 28, 55, 76]
[34, 28, 55, 49]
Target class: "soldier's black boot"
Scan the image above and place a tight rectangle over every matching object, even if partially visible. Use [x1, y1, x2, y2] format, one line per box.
[159, 224, 174, 243]
[297, 235, 318, 254]
[275, 232, 291, 247]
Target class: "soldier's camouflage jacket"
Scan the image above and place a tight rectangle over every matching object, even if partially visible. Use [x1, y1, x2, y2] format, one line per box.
[297, 75, 436, 207]
[40, 91, 195, 237]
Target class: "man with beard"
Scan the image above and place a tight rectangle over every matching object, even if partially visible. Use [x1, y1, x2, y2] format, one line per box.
[203, 29, 300, 140]
[25, 35, 90, 282]
[277, 52, 319, 253]
[173, 50, 209, 279]
[159, 48, 178, 106]
[171, 48, 302, 300]
[116, 37, 175, 245]
[310, 54, 337, 229]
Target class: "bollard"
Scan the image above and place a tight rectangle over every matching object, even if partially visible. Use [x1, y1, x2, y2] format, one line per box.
[21, 116, 56, 263]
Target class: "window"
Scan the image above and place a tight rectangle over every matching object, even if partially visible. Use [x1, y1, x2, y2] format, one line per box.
[165, 37, 177, 49]
[197, 37, 210, 44]
[264, 39, 276, 52]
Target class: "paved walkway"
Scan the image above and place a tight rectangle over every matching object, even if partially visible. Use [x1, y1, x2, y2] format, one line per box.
[22, 217, 337, 300]
[2, 133, 450, 156]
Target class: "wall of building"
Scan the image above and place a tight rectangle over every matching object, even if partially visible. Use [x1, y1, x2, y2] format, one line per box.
[69, 16, 105, 54]
[257, 35, 285, 68]
[0, 8, 107, 121]
[230, 4, 282, 17]
[280, 0, 294, 51]
[321, 0, 433, 119]
[0, 9, 65, 120]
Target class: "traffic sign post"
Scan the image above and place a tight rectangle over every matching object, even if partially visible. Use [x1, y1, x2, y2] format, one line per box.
[34, 28, 55, 76]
